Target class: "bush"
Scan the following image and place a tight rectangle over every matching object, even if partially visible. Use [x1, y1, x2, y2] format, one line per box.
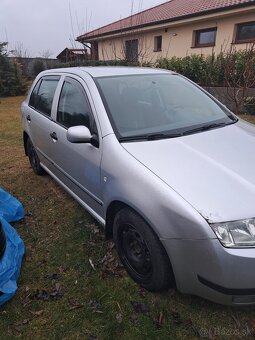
[155, 50, 255, 88]
[31, 59, 46, 77]
[51, 59, 139, 69]
[244, 97, 255, 115]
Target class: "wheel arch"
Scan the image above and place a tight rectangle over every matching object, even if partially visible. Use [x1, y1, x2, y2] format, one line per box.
[106, 201, 176, 289]
[105, 200, 165, 242]
[105, 200, 129, 239]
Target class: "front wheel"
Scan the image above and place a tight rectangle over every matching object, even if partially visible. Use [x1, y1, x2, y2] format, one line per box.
[26, 137, 45, 176]
[113, 208, 174, 291]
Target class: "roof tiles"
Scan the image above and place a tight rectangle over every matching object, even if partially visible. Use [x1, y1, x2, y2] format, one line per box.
[78, 0, 255, 40]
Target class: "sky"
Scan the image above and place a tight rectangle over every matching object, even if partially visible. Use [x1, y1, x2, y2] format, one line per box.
[0, 0, 166, 58]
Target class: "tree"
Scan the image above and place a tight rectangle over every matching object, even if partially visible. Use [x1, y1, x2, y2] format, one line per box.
[39, 49, 53, 59]
[0, 42, 26, 97]
[10, 42, 30, 58]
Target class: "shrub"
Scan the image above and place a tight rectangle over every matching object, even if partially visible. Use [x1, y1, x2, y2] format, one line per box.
[51, 59, 139, 69]
[155, 50, 255, 88]
[244, 97, 255, 115]
[31, 59, 46, 77]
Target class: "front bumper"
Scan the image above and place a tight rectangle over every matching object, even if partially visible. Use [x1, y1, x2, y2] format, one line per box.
[162, 238, 255, 305]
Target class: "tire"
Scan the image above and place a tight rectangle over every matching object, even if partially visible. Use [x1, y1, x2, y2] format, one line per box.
[113, 208, 174, 291]
[26, 137, 45, 176]
[0, 221, 6, 261]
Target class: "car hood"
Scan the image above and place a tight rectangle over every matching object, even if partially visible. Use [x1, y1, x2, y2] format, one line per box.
[122, 121, 255, 223]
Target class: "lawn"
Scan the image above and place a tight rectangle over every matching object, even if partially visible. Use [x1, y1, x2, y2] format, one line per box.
[0, 96, 255, 339]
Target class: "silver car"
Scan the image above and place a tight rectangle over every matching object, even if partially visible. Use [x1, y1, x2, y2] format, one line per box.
[21, 67, 255, 305]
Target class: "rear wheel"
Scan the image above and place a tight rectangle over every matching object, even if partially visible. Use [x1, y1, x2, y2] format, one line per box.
[26, 137, 45, 175]
[0, 221, 6, 260]
[113, 208, 174, 291]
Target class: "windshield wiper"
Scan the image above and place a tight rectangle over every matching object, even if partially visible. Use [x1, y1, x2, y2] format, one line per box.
[119, 119, 238, 142]
[119, 132, 182, 142]
[182, 121, 235, 136]
[146, 133, 182, 140]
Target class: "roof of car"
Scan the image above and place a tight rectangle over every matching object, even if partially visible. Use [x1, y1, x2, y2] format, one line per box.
[43, 66, 172, 78]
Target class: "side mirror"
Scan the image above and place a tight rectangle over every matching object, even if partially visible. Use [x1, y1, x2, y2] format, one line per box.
[67, 126, 92, 143]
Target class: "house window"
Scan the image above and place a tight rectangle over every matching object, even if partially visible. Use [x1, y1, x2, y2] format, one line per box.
[154, 36, 162, 52]
[194, 28, 217, 47]
[235, 22, 255, 43]
[125, 39, 138, 62]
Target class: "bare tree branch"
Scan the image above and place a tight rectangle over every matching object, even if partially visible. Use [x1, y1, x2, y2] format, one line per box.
[10, 42, 30, 58]
[39, 49, 53, 59]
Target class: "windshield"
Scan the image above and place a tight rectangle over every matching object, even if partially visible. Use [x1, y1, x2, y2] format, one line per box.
[96, 74, 236, 140]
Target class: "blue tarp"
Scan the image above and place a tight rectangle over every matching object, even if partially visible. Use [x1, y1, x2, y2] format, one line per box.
[0, 188, 25, 222]
[0, 188, 25, 306]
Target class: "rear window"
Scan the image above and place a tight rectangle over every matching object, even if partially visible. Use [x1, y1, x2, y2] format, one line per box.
[29, 76, 60, 116]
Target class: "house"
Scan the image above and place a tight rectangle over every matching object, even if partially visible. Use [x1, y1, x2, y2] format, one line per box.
[56, 48, 90, 63]
[77, 0, 255, 63]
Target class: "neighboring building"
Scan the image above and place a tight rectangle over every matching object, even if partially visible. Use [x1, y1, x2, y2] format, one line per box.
[77, 0, 255, 63]
[56, 48, 90, 63]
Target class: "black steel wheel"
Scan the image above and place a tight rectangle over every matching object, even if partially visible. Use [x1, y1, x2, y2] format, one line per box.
[113, 208, 174, 291]
[0, 221, 6, 260]
[26, 137, 45, 175]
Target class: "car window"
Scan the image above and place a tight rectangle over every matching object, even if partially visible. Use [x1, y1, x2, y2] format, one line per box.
[96, 74, 235, 138]
[29, 76, 60, 117]
[57, 77, 94, 131]
[29, 79, 41, 108]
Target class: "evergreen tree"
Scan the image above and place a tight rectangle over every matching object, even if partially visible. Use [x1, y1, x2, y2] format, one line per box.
[0, 42, 26, 97]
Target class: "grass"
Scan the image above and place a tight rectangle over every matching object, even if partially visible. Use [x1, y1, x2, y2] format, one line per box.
[0, 96, 255, 339]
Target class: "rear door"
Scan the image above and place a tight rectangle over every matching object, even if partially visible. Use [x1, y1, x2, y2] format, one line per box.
[49, 75, 103, 218]
[26, 75, 60, 171]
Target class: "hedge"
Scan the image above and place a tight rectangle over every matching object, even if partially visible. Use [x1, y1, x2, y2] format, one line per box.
[155, 50, 255, 88]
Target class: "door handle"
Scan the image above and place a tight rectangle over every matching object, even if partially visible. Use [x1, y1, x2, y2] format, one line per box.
[26, 115, 31, 122]
[50, 132, 58, 141]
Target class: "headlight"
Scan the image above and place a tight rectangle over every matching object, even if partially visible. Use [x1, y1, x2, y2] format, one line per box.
[211, 218, 255, 247]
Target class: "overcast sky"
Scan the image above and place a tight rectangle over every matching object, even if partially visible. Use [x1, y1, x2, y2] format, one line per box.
[0, 0, 166, 58]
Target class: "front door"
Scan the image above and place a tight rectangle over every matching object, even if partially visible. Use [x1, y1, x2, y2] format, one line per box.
[125, 39, 138, 62]
[49, 76, 103, 218]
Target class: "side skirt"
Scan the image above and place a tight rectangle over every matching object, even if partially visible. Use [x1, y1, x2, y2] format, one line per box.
[40, 163, 106, 227]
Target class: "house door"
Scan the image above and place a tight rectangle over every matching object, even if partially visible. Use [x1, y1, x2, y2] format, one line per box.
[125, 39, 138, 62]
[91, 41, 99, 60]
